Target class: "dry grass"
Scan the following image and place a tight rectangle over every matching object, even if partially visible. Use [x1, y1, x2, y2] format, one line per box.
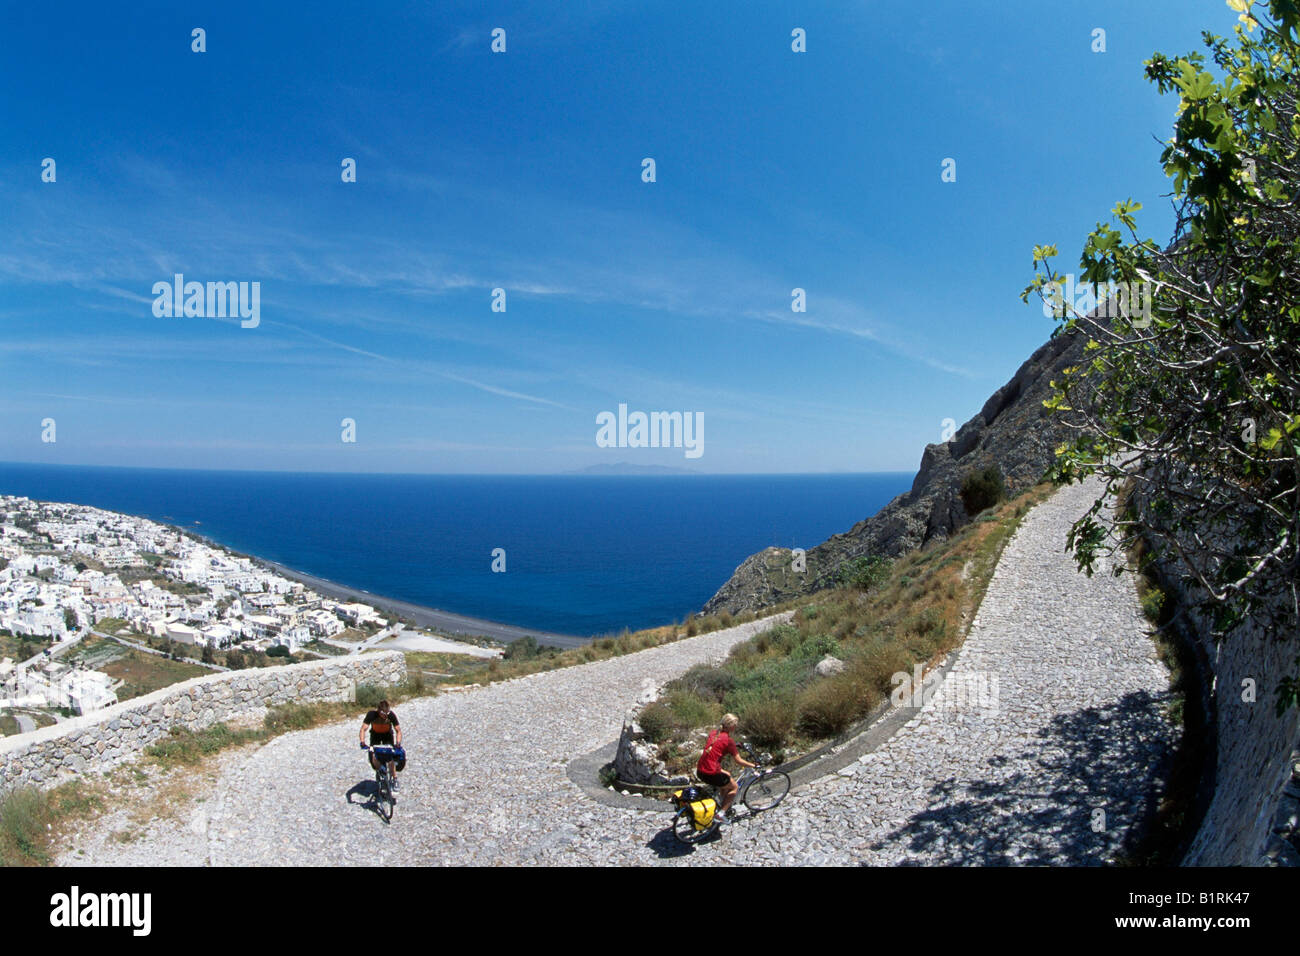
[435, 606, 794, 689]
[0, 779, 105, 866]
[643, 483, 1059, 762]
[401, 650, 495, 681]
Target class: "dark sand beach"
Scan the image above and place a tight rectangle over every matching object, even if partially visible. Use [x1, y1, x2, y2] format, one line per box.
[259, 559, 587, 649]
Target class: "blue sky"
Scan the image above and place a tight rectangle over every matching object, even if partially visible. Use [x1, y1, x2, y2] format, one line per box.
[0, 1, 1233, 473]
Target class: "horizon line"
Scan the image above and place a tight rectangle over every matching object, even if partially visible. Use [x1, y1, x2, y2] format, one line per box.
[0, 459, 915, 479]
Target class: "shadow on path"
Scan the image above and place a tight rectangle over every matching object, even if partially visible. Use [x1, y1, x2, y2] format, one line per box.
[345, 779, 391, 822]
[646, 825, 722, 859]
[864, 689, 1174, 866]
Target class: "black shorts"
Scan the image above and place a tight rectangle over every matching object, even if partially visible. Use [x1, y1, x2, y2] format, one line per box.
[698, 770, 730, 788]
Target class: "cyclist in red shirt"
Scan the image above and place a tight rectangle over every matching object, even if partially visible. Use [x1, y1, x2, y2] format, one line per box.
[696, 713, 755, 823]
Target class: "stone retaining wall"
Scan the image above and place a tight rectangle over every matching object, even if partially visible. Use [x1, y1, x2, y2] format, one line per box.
[0, 652, 408, 795]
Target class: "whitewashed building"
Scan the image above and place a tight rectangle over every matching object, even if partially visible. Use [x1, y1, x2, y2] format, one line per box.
[166, 622, 203, 646]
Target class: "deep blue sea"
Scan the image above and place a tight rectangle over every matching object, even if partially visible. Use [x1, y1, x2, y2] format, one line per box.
[0, 463, 910, 637]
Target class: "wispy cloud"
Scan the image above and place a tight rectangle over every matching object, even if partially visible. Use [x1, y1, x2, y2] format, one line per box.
[271, 320, 579, 411]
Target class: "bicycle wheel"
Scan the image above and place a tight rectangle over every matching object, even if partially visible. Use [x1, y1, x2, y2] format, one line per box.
[377, 768, 395, 822]
[672, 806, 714, 845]
[743, 770, 790, 812]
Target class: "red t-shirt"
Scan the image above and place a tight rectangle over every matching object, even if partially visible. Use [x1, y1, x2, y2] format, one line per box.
[698, 730, 738, 776]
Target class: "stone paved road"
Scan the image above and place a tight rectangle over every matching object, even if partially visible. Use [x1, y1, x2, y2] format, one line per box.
[705, 476, 1177, 866]
[69, 476, 1176, 866]
[207, 614, 792, 866]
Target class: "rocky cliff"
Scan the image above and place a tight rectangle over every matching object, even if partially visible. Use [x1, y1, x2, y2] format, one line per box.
[703, 327, 1090, 615]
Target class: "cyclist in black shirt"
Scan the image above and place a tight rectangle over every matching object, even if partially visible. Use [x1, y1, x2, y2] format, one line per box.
[359, 699, 405, 788]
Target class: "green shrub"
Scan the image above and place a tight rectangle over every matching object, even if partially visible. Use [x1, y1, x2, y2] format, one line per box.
[667, 663, 735, 703]
[264, 703, 317, 733]
[960, 466, 1005, 516]
[796, 675, 869, 738]
[266, 644, 290, 658]
[725, 661, 807, 714]
[849, 643, 912, 697]
[728, 642, 759, 668]
[740, 698, 795, 748]
[837, 554, 893, 591]
[145, 724, 255, 766]
[909, 607, 944, 638]
[406, 669, 426, 696]
[354, 683, 388, 708]
[503, 636, 540, 660]
[664, 688, 721, 729]
[1140, 586, 1166, 623]
[789, 632, 839, 665]
[637, 702, 677, 743]
[750, 623, 800, 658]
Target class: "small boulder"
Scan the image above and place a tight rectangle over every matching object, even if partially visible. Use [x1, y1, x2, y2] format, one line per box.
[816, 655, 846, 677]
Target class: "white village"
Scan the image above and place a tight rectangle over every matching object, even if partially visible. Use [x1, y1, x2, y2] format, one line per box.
[0, 494, 390, 721]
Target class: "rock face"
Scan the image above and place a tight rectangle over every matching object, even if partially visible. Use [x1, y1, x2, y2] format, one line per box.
[612, 718, 692, 788]
[1131, 482, 1300, 866]
[612, 721, 673, 786]
[703, 328, 1089, 615]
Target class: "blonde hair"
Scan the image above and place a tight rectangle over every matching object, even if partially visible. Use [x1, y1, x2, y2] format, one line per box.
[721, 713, 739, 731]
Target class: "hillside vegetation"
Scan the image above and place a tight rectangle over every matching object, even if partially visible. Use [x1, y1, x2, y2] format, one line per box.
[640, 483, 1057, 773]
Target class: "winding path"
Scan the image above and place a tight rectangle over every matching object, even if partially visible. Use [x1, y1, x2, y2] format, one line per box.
[65, 476, 1176, 866]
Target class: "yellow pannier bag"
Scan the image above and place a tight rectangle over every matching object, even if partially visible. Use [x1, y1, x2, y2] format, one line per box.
[690, 797, 717, 831]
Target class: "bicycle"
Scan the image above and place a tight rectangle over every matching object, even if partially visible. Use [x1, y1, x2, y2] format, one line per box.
[363, 744, 402, 822]
[672, 744, 791, 844]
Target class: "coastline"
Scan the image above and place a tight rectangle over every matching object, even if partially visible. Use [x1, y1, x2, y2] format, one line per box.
[256, 557, 589, 649]
[171, 527, 590, 648]
[0, 486, 596, 649]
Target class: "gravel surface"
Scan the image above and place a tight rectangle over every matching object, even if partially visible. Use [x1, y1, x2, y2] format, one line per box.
[715, 476, 1177, 866]
[56, 744, 257, 867]
[59, 476, 1175, 866]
